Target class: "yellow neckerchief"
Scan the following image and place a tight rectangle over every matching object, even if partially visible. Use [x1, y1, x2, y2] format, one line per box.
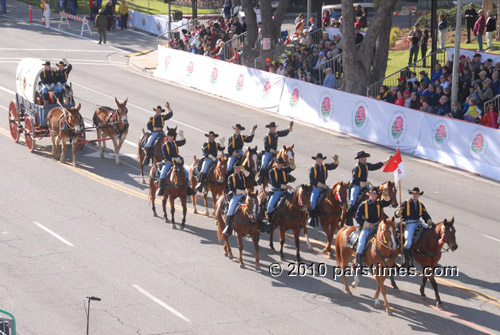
[406, 199, 422, 216]
[232, 173, 246, 189]
[357, 163, 368, 178]
[231, 134, 244, 149]
[364, 200, 380, 221]
[273, 168, 287, 184]
[313, 164, 327, 180]
[165, 141, 178, 156]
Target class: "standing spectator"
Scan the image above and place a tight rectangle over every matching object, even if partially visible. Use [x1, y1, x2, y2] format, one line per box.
[331, 8, 339, 21]
[421, 29, 429, 66]
[354, 27, 364, 44]
[94, 8, 107, 44]
[223, 0, 232, 20]
[355, 5, 363, 24]
[0, 0, 6, 14]
[42, 0, 51, 28]
[465, 3, 478, 43]
[408, 23, 422, 65]
[322, 10, 330, 26]
[485, 11, 496, 50]
[473, 10, 486, 51]
[295, 12, 304, 25]
[118, 0, 128, 30]
[90, 1, 99, 22]
[104, 1, 113, 30]
[437, 14, 448, 50]
[481, 104, 499, 128]
[68, 0, 77, 15]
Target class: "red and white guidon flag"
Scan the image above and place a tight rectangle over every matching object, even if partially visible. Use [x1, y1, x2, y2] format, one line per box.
[382, 148, 406, 182]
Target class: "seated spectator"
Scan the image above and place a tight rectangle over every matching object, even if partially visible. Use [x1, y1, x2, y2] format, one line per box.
[481, 104, 499, 128]
[478, 70, 488, 82]
[404, 90, 411, 107]
[409, 92, 420, 110]
[397, 76, 406, 92]
[376, 85, 389, 100]
[305, 72, 317, 84]
[464, 97, 482, 122]
[439, 74, 450, 89]
[470, 53, 482, 72]
[490, 71, 500, 94]
[420, 97, 435, 114]
[431, 63, 443, 83]
[408, 72, 418, 83]
[411, 81, 420, 93]
[427, 84, 439, 106]
[386, 86, 398, 103]
[265, 57, 273, 72]
[450, 101, 464, 119]
[419, 82, 429, 96]
[435, 95, 451, 116]
[420, 71, 431, 85]
[477, 78, 494, 107]
[322, 68, 338, 89]
[394, 91, 405, 106]
[276, 62, 286, 76]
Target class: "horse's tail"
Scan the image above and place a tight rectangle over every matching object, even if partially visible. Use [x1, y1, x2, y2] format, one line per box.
[215, 195, 225, 243]
[193, 155, 197, 164]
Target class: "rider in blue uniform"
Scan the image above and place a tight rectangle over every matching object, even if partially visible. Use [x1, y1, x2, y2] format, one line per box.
[345, 151, 386, 226]
[307, 153, 339, 227]
[266, 156, 294, 225]
[143, 103, 173, 166]
[195, 131, 225, 192]
[53, 59, 72, 102]
[354, 188, 392, 269]
[223, 163, 247, 235]
[257, 121, 294, 184]
[395, 187, 433, 268]
[157, 128, 195, 196]
[227, 123, 257, 174]
[39, 61, 55, 104]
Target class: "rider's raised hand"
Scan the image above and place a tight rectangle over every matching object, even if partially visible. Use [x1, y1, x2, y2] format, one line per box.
[332, 154, 339, 164]
[178, 130, 184, 140]
[288, 121, 294, 131]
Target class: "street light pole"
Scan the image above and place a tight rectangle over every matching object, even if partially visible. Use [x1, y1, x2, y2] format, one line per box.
[451, 0, 464, 104]
[430, 0, 437, 68]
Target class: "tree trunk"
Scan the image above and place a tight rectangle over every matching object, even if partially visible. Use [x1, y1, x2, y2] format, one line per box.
[340, 0, 397, 95]
[497, 0, 500, 40]
[241, 0, 259, 67]
[483, 0, 493, 12]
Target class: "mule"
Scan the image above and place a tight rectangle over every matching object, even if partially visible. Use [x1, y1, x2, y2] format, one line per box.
[92, 97, 129, 165]
[46, 103, 83, 167]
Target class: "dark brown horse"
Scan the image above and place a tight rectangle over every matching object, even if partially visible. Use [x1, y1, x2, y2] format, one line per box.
[317, 181, 349, 255]
[335, 217, 399, 313]
[215, 191, 261, 270]
[190, 153, 228, 216]
[92, 97, 129, 165]
[149, 159, 189, 229]
[138, 126, 176, 184]
[240, 146, 260, 192]
[390, 218, 458, 307]
[47, 103, 83, 167]
[260, 145, 295, 190]
[259, 184, 313, 262]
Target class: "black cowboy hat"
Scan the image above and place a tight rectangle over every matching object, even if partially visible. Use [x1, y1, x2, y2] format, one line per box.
[43, 61, 51, 66]
[408, 187, 424, 195]
[166, 129, 177, 137]
[233, 162, 241, 169]
[265, 121, 278, 128]
[232, 123, 245, 130]
[275, 157, 286, 164]
[311, 153, 326, 160]
[205, 131, 219, 138]
[153, 105, 165, 112]
[57, 61, 66, 66]
[354, 151, 371, 159]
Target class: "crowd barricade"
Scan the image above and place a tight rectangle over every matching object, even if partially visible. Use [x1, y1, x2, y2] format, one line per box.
[129, 10, 189, 36]
[58, 11, 93, 36]
[154, 46, 500, 181]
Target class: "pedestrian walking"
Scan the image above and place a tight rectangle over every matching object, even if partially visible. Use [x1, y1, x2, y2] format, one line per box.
[94, 8, 108, 44]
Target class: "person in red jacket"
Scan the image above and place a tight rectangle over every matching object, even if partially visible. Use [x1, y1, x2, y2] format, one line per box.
[473, 9, 486, 51]
[481, 104, 499, 128]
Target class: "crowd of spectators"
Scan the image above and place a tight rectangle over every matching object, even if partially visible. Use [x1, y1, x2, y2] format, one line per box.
[376, 53, 500, 128]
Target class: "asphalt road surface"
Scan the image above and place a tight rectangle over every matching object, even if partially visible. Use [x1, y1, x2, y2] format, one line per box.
[1, 6, 500, 335]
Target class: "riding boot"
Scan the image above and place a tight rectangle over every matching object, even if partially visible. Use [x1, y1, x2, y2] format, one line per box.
[223, 216, 233, 235]
[257, 171, 265, 185]
[143, 147, 153, 166]
[157, 178, 165, 196]
[195, 173, 206, 192]
[307, 209, 317, 227]
[355, 254, 364, 274]
[345, 207, 354, 226]
[402, 249, 412, 269]
[187, 186, 196, 196]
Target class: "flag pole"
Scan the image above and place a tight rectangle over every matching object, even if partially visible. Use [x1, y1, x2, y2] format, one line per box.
[397, 143, 403, 258]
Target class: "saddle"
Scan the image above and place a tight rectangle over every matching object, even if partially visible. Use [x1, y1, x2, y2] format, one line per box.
[222, 194, 246, 217]
[317, 188, 329, 206]
[193, 158, 216, 179]
[346, 229, 376, 253]
[152, 162, 166, 182]
[141, 131, 163, 150]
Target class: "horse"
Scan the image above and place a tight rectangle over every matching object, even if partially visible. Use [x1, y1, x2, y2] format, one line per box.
[138, 126, 177, 184]
[259, 145, 295, 190]
[390, 218, 458, 307]
[46, 103, 84, 167]
[335, 217, 398, 313]
[190, 153, 228, 216]
[92, 97, 129, 165]
[215, 191, 261, 270]
[148, 159, 189, 229]
[317, 181, 349, 255]
[240, 146, 260, 191]
[259, 184, 313, 262]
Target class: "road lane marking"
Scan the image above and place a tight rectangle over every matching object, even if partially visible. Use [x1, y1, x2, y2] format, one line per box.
[133, 285, 191, 323]
[0, 86, 16, 95]
[483, 234, 500, 243]
[126, 50, 153, 57]
[33, 221, 74, 247]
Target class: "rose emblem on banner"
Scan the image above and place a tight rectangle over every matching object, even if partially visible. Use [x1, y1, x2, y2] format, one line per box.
[392, 116, 404, 139]
[320, 97, 331, 118]
[387, 111, 408, 143]
[236, 74, 244, 91]
[262, 80, 271, 98]
[468, 129, 488, 158]
[355, 106, 366, 127]
[434, 124, 447, 144]
[142, 17, 146, 25]
[164, 55, 171, 69]
[186, 61, 194, 77]
[471, 133, 484, 154]
[290, 88, 300, 108]
[211, 67, 218, 84]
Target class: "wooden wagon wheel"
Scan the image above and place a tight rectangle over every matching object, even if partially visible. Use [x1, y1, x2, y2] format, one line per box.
[8, 101, 20, 143]
[24, 117, 35, 152]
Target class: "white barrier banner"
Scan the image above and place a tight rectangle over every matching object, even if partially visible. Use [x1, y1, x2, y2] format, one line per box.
[129, 11, 188, 36]
[445, 47, 500, 65]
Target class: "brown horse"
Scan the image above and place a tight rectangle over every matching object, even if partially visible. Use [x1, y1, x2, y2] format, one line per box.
[259, 184, 313, 262]
[148, 159, 189, 229]
[47, 103, 84, 167]
[335, 217, 398, 313]
[215, 191, 261, 270]
[92, 97, 129, 165]
[260, 145, 296, 190]
[390, 218, 458, 307]
[240, 146, 260, 192]
[190, 153, 228, 216]
[317, 181, 349, 255]
[138, 126, 176, 184]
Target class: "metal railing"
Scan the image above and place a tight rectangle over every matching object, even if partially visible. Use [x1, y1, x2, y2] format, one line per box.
[318, 52, 343, 85]
[221, 31, 247, 61]
[307, 28, 325, 44]
[254, 43, 287, 70]
[483, 94, 500, 111]
[168, 0, 223, 10]
[157, 11, 221, 43]
[366, 49, 447, 97]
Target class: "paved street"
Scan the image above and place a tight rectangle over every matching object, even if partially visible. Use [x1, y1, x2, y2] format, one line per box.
[1, 2, 499, 334]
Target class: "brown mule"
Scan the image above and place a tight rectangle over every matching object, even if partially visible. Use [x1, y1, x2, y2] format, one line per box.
[335, 217, 399, 313]
[47, 103, 83, 167]
[259, 144, 295, 191]
[190, 153, 228, 217]
[317, 181, 349, 255]
[215, 191, 261, 270]
[92, 97, 129, 165]
[138, 126, 177, 184]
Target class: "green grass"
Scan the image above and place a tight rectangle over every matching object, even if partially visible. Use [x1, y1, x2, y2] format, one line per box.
[20, 0, 215, 16]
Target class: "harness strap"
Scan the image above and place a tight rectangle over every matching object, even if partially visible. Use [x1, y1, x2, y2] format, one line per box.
[372, 242, 395, 265]
[415, 249, 441, 257]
